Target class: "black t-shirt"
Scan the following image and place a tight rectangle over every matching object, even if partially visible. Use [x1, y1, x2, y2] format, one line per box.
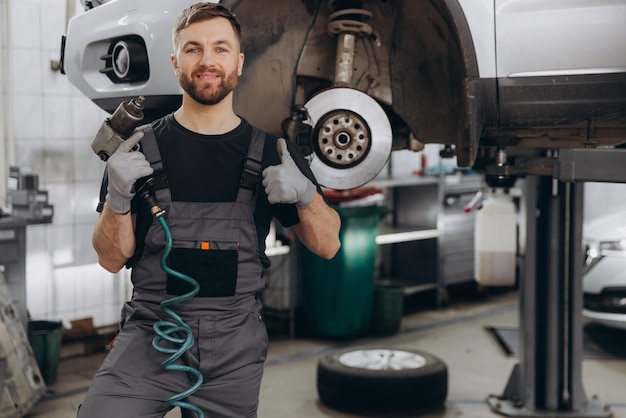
[101, 114, 321, 269]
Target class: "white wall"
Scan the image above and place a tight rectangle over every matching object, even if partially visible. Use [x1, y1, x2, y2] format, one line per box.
[1, 0, 131, 328]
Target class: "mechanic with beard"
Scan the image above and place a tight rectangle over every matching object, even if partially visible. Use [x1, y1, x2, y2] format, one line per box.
[77, 3, 341, 418]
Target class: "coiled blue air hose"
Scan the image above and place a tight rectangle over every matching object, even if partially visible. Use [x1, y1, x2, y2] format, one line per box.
[151, 214, 205, 418]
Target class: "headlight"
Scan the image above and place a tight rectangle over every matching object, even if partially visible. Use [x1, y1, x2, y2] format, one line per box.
[584, 239, 626, 273]
[584, 241, 600, 271]
[586, 242, 599, 258]
[584, 288, 626, 313]
[599, 239, 626, 255]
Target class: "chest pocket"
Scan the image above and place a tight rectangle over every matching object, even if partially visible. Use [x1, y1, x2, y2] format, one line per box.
[166, 218, 240, 298]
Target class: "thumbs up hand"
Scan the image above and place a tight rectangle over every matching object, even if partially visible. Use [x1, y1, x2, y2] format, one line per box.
[262, 138, 316, 208]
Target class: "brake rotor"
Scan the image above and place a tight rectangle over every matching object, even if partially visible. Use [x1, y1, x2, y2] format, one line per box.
[304, 88, 392, 190]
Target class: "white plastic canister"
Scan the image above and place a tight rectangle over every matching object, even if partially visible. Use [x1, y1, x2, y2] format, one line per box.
[474, 189, 517, 286]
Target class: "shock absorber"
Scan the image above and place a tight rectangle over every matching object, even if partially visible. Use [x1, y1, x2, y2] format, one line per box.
[326, 0, 373, 87]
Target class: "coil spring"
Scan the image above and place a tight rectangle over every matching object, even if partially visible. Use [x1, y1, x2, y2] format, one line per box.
[152, 215, 205, 418]
[327, 6, 373, 36]
[328, 0, 364, 12]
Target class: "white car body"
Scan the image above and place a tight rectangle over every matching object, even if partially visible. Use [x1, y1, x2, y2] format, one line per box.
[583, 210, 626, 330]
[67, 0, 626, 96]
[62, 0, 626, 189]
[465, 0, 626, 79]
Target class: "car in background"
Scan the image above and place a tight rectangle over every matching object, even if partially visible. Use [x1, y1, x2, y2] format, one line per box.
[62, 0, 626, 191]
[583, 210, 626, 330]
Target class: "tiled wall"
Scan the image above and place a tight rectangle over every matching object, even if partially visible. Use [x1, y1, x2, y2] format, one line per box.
[2, 0, 626, 331]
[2, 0, 132, 328]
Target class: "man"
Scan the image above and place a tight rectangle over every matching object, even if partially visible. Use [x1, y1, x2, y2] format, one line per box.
[78, 3, 341, 417]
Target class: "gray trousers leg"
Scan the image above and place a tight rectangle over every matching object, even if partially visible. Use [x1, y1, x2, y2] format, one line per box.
[77, 301, 268, 418]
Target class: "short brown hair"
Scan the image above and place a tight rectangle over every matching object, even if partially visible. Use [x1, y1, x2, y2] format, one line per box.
[172, 3, 242, 49]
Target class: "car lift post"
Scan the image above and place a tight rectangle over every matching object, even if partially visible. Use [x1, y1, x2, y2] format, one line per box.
[486, 148, 626, 417]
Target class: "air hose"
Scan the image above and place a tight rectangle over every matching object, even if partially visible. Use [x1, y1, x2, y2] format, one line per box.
[141, 188, 205, 418]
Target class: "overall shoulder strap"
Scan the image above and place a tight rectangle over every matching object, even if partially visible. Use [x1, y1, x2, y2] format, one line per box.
[124, 124, 166, 268]
[237, 127, 266, 207]
[137, 124, 170, 204]
[97, 166, 109, 213]
[136, 124, 163, 171]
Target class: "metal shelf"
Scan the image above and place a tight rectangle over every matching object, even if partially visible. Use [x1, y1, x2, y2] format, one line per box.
[265, 244, 290, 257]
[374, 173, 482, 305]
[376, 226, 438, 245]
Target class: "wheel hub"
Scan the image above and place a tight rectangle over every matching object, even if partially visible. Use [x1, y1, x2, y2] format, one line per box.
[315, 110, 370, 168]
[338, 349, 428, 371]
[304, 88, 392, 190]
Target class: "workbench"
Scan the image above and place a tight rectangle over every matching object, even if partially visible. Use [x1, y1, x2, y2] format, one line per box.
[0, 216, 28, 330]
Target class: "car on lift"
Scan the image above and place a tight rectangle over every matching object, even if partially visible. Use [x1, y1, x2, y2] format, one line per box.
[583, 210, 626, 330]
[62, 0, 626, 190]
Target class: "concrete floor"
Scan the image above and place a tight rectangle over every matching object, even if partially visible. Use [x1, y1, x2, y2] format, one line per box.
[23, 289, 626, 418]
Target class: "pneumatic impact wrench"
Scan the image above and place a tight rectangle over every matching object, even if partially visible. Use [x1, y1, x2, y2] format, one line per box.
[92, 96, 146, 161]
[91, 96, 161, 214]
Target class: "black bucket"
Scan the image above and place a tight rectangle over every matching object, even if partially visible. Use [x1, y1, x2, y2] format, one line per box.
[371, 280, 405, 336]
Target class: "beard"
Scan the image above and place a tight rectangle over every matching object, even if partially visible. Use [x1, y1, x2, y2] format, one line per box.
[178, 66, 239, 106]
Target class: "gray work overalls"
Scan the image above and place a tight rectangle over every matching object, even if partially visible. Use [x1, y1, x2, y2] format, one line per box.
[78, 126, 269, 418]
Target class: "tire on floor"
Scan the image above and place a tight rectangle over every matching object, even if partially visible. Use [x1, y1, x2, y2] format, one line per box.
[317, 347, 448, 415]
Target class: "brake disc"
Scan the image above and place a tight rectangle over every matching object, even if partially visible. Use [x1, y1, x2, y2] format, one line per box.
[304, 88, 392, 190]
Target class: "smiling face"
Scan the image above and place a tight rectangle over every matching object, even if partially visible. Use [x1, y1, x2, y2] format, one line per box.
[171, 17, 244, 106]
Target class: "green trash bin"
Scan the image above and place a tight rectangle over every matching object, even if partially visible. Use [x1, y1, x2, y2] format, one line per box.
[301, 205, 387, 339]
[28, 320, 63, 385]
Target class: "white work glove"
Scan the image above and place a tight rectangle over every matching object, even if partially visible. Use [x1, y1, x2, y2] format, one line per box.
[105, 131, 154, 214]
[262, 138, 316, 208]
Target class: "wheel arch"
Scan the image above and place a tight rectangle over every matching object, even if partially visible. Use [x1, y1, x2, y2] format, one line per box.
[391, 0, 484, 167]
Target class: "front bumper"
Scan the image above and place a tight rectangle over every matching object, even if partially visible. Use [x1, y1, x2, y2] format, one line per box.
[583, 254, 626, 329]
[583, 309, 626, 330]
